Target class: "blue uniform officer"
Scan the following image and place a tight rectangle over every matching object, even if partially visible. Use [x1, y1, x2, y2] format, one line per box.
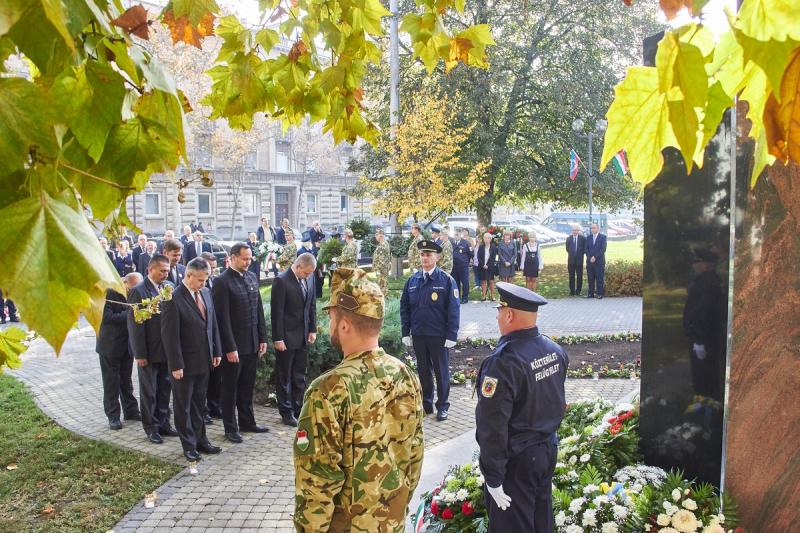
[475, 281, 568, 533]
[451, 229, 473, 304]
[400, 239, 460, 421]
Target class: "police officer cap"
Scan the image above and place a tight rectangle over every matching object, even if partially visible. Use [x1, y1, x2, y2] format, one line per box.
[322, 268, 384, 319]
[417, 239, 442, 253]
[495, 281, 548, 312]
[430, 225, 441, 234]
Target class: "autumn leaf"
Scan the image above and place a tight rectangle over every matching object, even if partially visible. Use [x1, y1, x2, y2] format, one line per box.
[111, 5, 151, 40]
[288, 40, 308, 62]
[763, 49, 800, 164]
[736, 0, 800, 43]
[162, 8, 215, 48]
[42, 504, 55, 515]
[658, 0, 710, 19]
[446, 37, 472, 72]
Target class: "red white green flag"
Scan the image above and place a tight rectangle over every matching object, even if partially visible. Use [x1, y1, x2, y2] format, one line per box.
[612, 150, 629, 176]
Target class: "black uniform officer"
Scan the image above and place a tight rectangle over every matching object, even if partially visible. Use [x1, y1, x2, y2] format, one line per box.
[452, 230, 473, 304]
[400, 239, 460, 421]
[475, 281, 568, 533]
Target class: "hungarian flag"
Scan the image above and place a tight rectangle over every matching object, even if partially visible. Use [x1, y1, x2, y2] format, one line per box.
[413, 500, 427, 533]
[612, 150, 629, 176]
[569, 149, 580, 180]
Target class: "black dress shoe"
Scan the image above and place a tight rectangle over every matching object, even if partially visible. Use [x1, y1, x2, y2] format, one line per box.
[148, 432, 164, 444]
[125, 413, 142, 422]
[596, 295, 604, 299]
[197, 442, 221, 454]
[109, 419, 123, 430]
[160, 426, 180, 437]
[184, 450, 201, 462]
[209, 410, 223, 419]
[282, 416, 298, 427]
[9, 316, 18, 322]
[423, 406, 434, 415]
[240, 424, 269, 433]
[585, 294, 594, 299]
[436, 410, 449, 421]
[0, 317, 5, 324]
[225, 432, 243, 443]
[203, 414, 213, 424]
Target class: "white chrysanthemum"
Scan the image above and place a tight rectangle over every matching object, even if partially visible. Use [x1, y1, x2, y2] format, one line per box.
[682, 498, 698, 510]
[569, 455, 578, 465]
[613, 505, 628, 519]
[684, 488, 690, 495]
[593, 495, 608, 507]
[583, 484, 599, 495]
[568, 497, 585, 514]
[565, 525, 583, 533]
[580, 453, 591, 463]
[556, 462, 567, 469]
[455, 489, 469, 501]
[657, 513, 671, 526]
[555, 511, 567, 526]
[476, 475, 485, 486]
[660, 528, 680, 533]
[602, 522, 620, 533]
[582, 509, 597, 527]
[702, 525, 725, 533]
[672, 488, 682, 501]
[671, 509, 699, 532]
[718, 513, 725, 523]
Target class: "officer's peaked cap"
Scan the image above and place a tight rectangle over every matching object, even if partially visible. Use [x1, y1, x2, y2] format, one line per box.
[495, 281, 547, 312]
[417, 239, 442, 253]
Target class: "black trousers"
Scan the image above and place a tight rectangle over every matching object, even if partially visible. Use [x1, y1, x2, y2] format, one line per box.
[485, 440, 557, 533]
[220, 352, 258, 433]
[412, 335, 450, 412]
[98, 351, 139, 421]
[275, 347, 308, 418]
[567, 261, 584, 295]
[138, 361, 172, 435]
[0, 290, 16, 319]
[452, 266, 471, 302]
[170, 372, 209, 452]
[586, 261, 605, 296]
[205, 364, 222, 417]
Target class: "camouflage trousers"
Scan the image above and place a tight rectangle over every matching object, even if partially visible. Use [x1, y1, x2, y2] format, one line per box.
[377, 272, 389, 297]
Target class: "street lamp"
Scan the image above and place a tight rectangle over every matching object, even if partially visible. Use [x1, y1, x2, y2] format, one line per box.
[572, 118, 607, 226]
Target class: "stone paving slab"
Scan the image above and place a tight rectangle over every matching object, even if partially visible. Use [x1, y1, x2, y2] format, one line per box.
[458, 296, 642, 340]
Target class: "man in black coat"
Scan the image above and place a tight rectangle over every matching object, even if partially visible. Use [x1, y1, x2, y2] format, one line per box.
[179, 225, 192, 247]
[97, 273, 142, 429]
[161, 258, 223, 461]
[212, 243, 269, 443]
[128, 254, 179, 444]
[275, 218, 290, 245]
[308, 220, 325, 251]
[162, 239, 186, 286]
[0, 289, 17, 323]
[565, 226, 586, 296]
[137, 241, 157, 275]
[201, 252, 223, 422]
[131, 234, 148, 271]
[270, 252, 317, 426]
[183, 230, 212, 265]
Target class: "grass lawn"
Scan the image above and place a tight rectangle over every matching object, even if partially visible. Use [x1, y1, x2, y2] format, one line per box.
[0, 374, 181, 532]
[540, 237, 644, 265]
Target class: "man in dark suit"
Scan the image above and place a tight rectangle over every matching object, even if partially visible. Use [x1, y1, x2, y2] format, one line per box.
[157, 230, 176, 254]
[212, 243, 269, 443]
[161, 258, 223, 461]
[179, 225, 192, 247]
[97, 273, 142, 429]
[131, 234, 148, 270]
[566, 225, 586, 296]
[271, 252, 317, 426]
[308, 220, 325, 251]
[137, 241, 157, 275]
[162, 239, 186, 286]
[0, 289, 17, 323]
[183, 231, 212, 265]
[256, 216, 276, 242]
[275, 218, 290, 245]
[201, 252, 223, 422]
[585, 222, 607, 299]
[128, 255, 180, 444]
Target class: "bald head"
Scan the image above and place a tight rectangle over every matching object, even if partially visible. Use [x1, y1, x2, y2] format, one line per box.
[123, 272, 143, 290]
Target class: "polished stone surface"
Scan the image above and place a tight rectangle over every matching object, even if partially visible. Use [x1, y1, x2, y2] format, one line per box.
[639, 133, 732, 485]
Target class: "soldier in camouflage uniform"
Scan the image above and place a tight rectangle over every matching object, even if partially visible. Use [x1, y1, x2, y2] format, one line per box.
[372, 229, 392, 297]
[407, 223, 423, 273]
[277, 230, 298, 271]
[432, 225, 454, 274]
[294, 268, 425, 532]
[335, 229, 358, 268]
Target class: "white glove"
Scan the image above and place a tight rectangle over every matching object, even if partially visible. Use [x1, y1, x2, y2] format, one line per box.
[692, 343, 707, 360]
[487, 484, 512, 510]
[402, 336, 413, 347]
[444, 340, 456, 349]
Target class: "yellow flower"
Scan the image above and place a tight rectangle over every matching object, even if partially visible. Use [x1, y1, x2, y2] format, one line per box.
[657, 514, 671, 526]
[702, 525, 725, 533]
[672, 509, 699, 532]
[682, 498, 698, 511]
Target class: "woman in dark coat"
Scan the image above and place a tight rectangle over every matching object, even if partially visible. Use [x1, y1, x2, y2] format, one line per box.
[497, 230, 517, 282]
[113, 240, 135, 277]
[477, 232, 498, 301]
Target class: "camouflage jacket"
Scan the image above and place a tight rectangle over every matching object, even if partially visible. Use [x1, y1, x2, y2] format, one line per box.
[408, 235, 422, 271]
[438, 237, 453, 273]
[278, 242, 298, 270]
[337, 241, 358, 268]
[294, 348, 425, 532]
[372, 241, 391, 275]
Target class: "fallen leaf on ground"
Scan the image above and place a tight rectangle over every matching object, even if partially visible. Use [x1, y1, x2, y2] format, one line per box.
[6, 463, 17, 470]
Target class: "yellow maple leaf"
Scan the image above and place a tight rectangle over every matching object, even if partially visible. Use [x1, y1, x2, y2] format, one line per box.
[736, 0, 800, 42]
[162, 9, 215, 48]
[763, 48, 800, 164]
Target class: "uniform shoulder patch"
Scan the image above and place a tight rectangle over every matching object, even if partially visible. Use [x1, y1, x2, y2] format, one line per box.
[295, 428, 311, 453]
[481, 376, 498, 398]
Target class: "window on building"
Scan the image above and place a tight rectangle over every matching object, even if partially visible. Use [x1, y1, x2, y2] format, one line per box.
[243, 193, 258, 215]
[276, 142, 290, 172]
[145, 193, 161, 216]
[340, 194, 348, 213]
[198, 192, 212, 215]
[306, 193, 318, 214]
[244, 151, 256, 169]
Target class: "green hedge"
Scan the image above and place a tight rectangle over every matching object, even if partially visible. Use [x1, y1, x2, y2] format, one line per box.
[255, 298, 404, 402]
[604, 260, 642, 296]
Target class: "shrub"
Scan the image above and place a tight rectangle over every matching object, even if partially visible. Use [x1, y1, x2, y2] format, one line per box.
[605, 260, 642, 296]
[348, 218, 371, 240]
[317, 237, 343, 266]
[390, 235, 411, 258]
[359, 233, 377, 257]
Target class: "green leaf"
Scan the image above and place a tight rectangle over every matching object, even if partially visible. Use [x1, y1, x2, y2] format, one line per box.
[736, 0, 800, 42]
[51, 61, 127, 162]
[0, 77, 58, 175]
[601, 66, 677, 186]
[130, 46, 178, 95]
[172, 0, 219, 25]
[101, 40, 142, 85]
[734, 26, 799, 100]
[255, 28, 280, 53]
[0, 327, 27, 372]
[700, 81, 733, 150]
[0, 191, 123, 352]
[217, 14, 250, 61]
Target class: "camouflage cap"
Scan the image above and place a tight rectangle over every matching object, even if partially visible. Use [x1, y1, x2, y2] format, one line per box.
[322, 268, 385, 319]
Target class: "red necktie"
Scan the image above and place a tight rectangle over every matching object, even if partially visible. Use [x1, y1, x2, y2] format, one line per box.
[195, 291, 206, 320]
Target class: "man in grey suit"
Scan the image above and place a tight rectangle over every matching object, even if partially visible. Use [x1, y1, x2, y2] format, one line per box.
[270, 253, 317, 426]
[128, 255, 180, 444]
[161, 257, 223, 462]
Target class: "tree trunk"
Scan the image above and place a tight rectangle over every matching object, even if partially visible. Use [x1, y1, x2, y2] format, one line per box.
[229, 172, 242, 240]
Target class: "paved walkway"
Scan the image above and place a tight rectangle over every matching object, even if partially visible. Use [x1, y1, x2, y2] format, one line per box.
[458, 296, 642, 339]
[5, 295, 641, 532]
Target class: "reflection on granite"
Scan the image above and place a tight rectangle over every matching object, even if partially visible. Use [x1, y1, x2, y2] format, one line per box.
[640, 130, 731, 485]
[725, 152, 800, 531]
